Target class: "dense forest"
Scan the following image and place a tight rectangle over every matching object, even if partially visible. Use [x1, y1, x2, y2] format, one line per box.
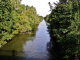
[0, 0, 43, 47]
[45, 0, 80, 60]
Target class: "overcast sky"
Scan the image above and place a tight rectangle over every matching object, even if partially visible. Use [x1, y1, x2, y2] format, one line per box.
[21, 0, 59, 17]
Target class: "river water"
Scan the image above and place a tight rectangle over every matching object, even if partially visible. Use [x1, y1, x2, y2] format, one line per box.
[0, 20, 51, 60]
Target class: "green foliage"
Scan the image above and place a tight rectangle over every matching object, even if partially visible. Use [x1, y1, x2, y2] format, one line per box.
[0, 0, 43, 47]
[46, 1, 80, 59]
[44, 14, 50, 22]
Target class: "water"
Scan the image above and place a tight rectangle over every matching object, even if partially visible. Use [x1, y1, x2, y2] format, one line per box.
[0, 20, 51, 60]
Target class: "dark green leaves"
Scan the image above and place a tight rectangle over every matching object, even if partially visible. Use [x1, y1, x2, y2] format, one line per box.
[46, 1, 80, 59]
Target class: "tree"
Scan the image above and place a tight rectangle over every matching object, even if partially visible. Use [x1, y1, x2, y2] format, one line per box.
[46, 1, 80, 59]
[48, 2, 53, 11]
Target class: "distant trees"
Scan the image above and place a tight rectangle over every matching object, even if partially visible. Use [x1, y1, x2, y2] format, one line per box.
[0, 0, 43, 47]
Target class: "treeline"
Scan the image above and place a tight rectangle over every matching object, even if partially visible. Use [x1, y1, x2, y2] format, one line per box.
[45, 0, 80, 60]
[0, 0, 43, 47]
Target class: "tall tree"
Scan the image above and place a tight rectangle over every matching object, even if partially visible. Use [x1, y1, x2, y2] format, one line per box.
[48, 2, 53, 11]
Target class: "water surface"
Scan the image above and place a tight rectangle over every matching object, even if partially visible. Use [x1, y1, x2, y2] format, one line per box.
[0, 20, 50, 60]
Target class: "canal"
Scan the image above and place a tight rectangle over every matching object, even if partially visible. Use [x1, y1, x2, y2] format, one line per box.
[0, 20, 52, 60]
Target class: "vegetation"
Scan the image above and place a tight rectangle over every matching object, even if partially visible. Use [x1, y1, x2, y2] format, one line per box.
[45, 0, 80, 59]
[0, 0, 43, 47]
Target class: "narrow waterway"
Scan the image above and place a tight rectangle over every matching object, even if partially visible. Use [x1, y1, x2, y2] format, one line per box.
[0, 20, 51, 60]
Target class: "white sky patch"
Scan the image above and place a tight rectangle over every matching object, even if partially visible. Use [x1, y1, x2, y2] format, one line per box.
[21, 0, 59, 17]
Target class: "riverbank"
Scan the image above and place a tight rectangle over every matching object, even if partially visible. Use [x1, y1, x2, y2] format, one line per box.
[0, 23, 42, 48]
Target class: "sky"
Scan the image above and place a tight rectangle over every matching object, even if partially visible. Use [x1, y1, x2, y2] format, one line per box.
[21, 0, 59, 17]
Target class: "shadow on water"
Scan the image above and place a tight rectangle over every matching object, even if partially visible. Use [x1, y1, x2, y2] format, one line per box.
[0, 49, 26, 60]
[0, 49, 48, 60]
[47, 37, 65, 60]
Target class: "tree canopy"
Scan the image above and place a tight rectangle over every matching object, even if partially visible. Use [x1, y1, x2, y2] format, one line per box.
[0, 0, 43, 47]
[45, 0, 80, 59]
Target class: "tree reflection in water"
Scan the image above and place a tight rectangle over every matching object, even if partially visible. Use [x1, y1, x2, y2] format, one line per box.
[12, 49, 16, 56]
[47, 37, 64, 60]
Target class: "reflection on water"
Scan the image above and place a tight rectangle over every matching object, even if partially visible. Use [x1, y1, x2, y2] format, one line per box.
[47, 37, 64, 60]
[0, 20, 50, 60]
